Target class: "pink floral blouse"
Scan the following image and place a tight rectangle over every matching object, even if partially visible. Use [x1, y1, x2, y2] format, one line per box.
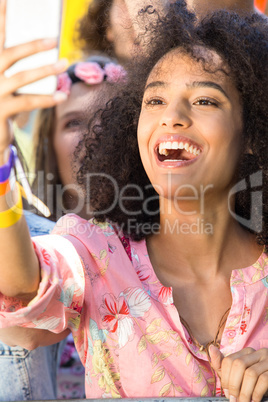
[0, 214, 267, 399]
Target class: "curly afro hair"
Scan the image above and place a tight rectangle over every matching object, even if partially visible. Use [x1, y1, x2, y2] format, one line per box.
[77, 1, 268, 244]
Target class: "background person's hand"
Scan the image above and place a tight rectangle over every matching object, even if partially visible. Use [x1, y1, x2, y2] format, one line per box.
[209, 344, 268, 402]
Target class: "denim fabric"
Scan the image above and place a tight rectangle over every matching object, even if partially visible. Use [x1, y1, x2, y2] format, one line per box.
[0, 213, 66, 400]
[0, 343, 64, 400]
[24, 211, 55, 236]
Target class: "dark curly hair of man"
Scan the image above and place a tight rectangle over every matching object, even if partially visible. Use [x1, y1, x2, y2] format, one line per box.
[76, 0, 268, 245]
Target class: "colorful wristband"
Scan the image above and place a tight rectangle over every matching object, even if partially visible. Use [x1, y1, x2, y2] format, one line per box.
[0, 184, 23, 228]
[0, 179, 11, 196]
[0, 146, 15, 183]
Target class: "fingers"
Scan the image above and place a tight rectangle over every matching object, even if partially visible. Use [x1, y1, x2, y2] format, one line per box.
[0, 91, 66, 154]
[0, 92, 67, 120]
[0, 59, 68, 96]
[0, 0, 7, 53]
[209, 344, 224, 374]
[252, 372, 268, 401]
[242, 362, 268, 402]
[221, 348, 256, 393]
[221, 348, 268, 402]
[0, 38, 58, 73]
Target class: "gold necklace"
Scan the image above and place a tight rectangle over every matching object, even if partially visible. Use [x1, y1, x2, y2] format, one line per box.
[180, 307, 231, 396]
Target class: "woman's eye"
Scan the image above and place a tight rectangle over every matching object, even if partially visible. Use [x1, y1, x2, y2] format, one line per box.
[144, 98, 164, 106]
[65, 119, 83, 129]
[194, 98, 218, 106]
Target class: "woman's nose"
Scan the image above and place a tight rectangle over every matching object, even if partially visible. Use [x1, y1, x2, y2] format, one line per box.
[159, 103, 191, 129]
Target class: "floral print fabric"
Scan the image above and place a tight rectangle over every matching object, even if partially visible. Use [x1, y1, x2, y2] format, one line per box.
[0, 214, 267, 399]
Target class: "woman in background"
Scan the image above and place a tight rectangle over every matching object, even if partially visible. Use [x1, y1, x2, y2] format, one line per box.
[32, 54, 125, 222]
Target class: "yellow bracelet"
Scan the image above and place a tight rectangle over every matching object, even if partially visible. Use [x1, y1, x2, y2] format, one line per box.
[0, 185, 23, 228]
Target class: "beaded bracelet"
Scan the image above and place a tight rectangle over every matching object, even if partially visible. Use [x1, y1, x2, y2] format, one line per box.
[0, 183, 23, 228]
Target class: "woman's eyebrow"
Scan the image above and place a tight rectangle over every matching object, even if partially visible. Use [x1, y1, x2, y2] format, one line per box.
[144, 81, 167, 92]
[188, 81, 230, 100]
[144, 80, 230, 100]
[59, 111, 86, 122]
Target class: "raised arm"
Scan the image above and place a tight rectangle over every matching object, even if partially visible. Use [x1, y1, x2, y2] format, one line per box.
[0, 0, 67, 301]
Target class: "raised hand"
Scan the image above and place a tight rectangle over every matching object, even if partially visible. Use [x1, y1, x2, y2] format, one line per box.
[0, 0, 67, 299]
[0, 0, 67, 158]
[210, 344, 268, 402]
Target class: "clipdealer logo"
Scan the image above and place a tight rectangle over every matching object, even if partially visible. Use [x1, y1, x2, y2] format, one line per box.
[228, 171, 263, 233]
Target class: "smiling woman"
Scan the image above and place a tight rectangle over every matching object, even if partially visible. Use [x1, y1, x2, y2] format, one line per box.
[0, 1, 267, 401]
[73, 5, 268, 396]
[79, 6, 267, 244]
[137, 49, 243, 198]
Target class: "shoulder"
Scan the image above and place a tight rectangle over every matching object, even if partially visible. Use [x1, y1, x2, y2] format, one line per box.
[51, 214, 149, 268]
[52, 214, 126, 254]
[50, 214, 141, 281]
[52, 214, 115, 237]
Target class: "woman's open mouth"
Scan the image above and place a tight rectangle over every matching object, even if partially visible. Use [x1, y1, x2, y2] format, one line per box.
[155, 139, 202, 167]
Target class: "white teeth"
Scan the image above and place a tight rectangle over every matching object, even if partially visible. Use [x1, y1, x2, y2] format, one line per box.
[159, 143, 169, 155]
[158, 141, 201, 156]
[164, 159, 182, 162]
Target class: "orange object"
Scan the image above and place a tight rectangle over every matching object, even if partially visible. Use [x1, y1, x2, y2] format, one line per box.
[0, 180, 10, 196]
[255, 0, 267, 12]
